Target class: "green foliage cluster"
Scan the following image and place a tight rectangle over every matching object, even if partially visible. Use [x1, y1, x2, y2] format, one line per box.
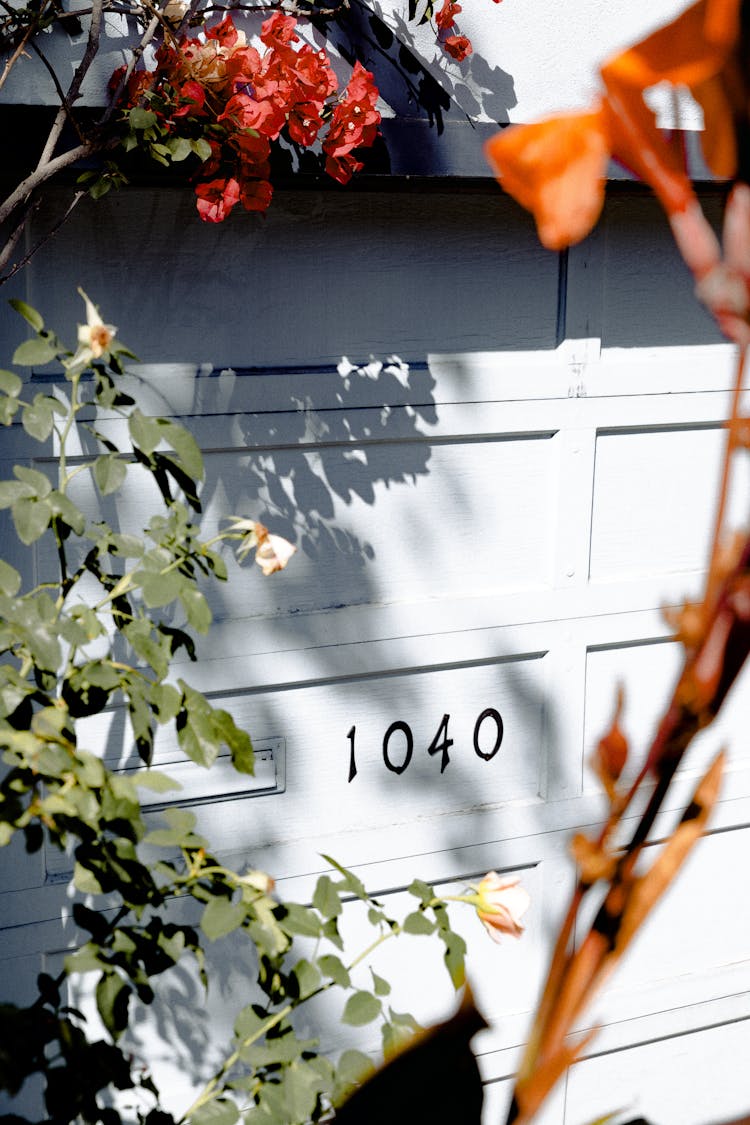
[0, 296, 469, 1125]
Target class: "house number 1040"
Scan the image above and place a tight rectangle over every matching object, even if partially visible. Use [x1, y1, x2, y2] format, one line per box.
[346, 709, 503, 782]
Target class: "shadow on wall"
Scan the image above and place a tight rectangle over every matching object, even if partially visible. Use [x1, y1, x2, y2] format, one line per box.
[313, 0, 517, 150]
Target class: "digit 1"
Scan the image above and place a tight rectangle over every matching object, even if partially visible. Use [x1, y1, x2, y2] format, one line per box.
[473, 707, 504, 761]
[347, 725, 357, 782]
[427, 713, 453, 774]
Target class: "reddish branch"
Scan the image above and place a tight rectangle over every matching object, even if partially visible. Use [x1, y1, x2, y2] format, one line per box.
[507, 345, 750, 1124]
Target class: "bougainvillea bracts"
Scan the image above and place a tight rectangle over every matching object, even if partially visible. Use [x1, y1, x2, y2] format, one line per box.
[109, 13, 381, 222]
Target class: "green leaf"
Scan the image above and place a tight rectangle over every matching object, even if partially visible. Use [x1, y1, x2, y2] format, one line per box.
[0, 559, 21, 595]
[283, 1061, 324, 1121]
[13, 337, 57, 367]
[312, 874, 342, 919]
[0, 396, 19, 425]
[408, 879, 435, 906]
[9, 299, 44, 332]
[341, 990, 381, 1027]
[211, 708, 253, 773]
[190, 1098, 239, 1125]
[65, 943, 106, 975]
[67, 605, 104, 642]
[180, 586, 211, 634]
[370, 969, 391, 997]
[176, 688, 220, 769]
[22, 395, 55, 441]
[96, 971, 130, 1039]
[442, 930, 467, 990]
[318, 954, 350, 987]
[280, 902, 321, 938]
[48, 490, 86, 535]
[160, 420, 204, 480]
[381, 1009, 421, 1057]
[322, 854, 369, 901]
[12, 496, 51, 543]
[201, 897, 245, 941]
[335, 1048, 373, 1092]
[129, 409, 162, 454]
[167, 136, 192, 161]
[293, 958, 321, 997]
[242, 1034, 317, 1068]
[403, 910, 437, 935]
[191, 137, 213, 162]
[0, 369, 22, 396]
[0, 481, 27, 508]
[89, 177, 113, 201]
[140, 569, 183, 608]
[129, 107, 158, 130]
[94, 454, 128, 495]
[131, 769, 182, 793]
[144, 807, 205, 848]
[73, 861, 104, 895]
[234, 1004, 266, 1041]
[149, 682, 182, 724]
[14, 465, 52, 495]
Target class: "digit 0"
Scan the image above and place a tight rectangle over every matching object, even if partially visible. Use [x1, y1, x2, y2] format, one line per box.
[382, 720, 414, 774]
[473, 708, 503, 761]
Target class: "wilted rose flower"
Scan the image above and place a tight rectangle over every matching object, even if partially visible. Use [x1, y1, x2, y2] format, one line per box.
[472, 872, 530, 943]
[254, 522, 296, 576]
[75, 289, 117, 364]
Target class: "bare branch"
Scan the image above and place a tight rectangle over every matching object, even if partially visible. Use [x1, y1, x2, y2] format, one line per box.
[96, 10, 160, 125]
[27, 39, 89, 144]
[0, 143, 93, 225]
[0, 0, 54, 92]
[38, 0, 104, 167]
[0, 191, 85, 285]
[0, 196, 39, 276]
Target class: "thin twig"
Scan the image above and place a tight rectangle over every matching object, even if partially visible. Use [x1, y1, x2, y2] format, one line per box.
[0, 197, 39, 276]
[27, 38, 89, 144]
[0, 191, 85, 286]
[0, 10, 45, 93]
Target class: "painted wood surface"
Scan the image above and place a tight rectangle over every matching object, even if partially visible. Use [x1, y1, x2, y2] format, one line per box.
[0, 0, 715, 179]
[1, 185, 750, 1123]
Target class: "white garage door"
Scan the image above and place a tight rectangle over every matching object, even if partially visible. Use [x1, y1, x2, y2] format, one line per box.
[1, 184, 749, 1124]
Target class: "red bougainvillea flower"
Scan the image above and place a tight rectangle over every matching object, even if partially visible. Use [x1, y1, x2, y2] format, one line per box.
[322, 61, 380, 173]
[194, 177, 241, 222]
[240, 178, 274, 213]
[260, 11, 299, 49]
[485, 0, 750, 344]
[444, 34, 473, 62]
[325, 151, 365, 185]
[110, 14, 380, 224]
[436, 0, 462, 31]
[173, 79, 206, 117]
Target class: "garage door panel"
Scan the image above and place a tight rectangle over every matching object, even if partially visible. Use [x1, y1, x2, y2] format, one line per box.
[64, 651, 550, 856]
[566, 1014, 750, 1125]
[574, 826, 750, 1025]
[590, 425, 750, 584]
[585, 636, 750, 794]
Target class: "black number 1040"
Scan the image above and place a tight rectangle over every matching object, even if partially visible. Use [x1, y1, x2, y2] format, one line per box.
[346, 709, 503, 782]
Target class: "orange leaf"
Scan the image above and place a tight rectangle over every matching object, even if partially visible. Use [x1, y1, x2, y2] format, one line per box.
[614, 750, 725, 956]
[484, 110, 608, 250]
